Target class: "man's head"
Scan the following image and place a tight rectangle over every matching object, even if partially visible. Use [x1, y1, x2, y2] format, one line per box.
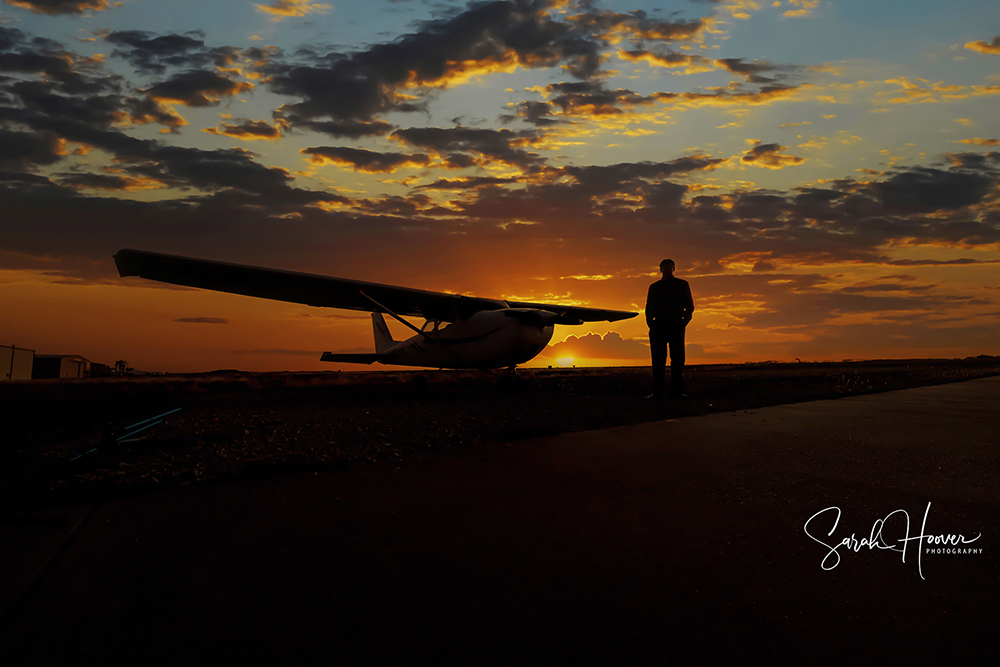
[659, 259, 675, 277]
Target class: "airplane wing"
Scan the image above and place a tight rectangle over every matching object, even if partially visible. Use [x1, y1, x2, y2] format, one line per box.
[504, 299, 636, 324]
[319, 352, 386, 364]
[113, 249, 637, 324]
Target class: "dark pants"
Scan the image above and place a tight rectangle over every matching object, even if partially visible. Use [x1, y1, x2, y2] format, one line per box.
[649, 325, 685, 396]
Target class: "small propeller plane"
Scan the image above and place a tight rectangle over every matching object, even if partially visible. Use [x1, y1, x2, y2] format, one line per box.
[113, 249, 637, 374]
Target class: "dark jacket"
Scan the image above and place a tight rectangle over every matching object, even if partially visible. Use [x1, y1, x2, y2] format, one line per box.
[645, 277, 694, 329]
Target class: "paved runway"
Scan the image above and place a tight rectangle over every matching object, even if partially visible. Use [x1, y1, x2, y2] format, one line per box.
[3, 377, 998, 664]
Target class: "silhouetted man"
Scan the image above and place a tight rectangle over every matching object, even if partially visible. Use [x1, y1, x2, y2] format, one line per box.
[645, 259, 694, 398]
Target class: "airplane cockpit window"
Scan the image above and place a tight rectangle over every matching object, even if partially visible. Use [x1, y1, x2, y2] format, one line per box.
[421, 320, 442, 333]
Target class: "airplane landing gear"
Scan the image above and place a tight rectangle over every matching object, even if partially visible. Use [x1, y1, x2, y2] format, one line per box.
[498, 365, 525, 392]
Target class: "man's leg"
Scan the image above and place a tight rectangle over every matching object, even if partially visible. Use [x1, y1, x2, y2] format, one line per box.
[649, 328, 667, 397]
[667, 326, 686, 396]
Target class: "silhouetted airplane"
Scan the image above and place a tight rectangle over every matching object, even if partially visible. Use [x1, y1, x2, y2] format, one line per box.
[114, 249, 637, 372]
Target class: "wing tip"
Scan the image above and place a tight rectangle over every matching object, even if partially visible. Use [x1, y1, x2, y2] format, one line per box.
[113, 248, 141, 278]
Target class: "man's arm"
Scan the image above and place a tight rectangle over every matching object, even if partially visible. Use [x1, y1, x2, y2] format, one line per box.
[644, 283, 655, 328]
[683, 282, 694, 325]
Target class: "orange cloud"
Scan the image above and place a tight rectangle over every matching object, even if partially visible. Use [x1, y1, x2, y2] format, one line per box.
[255, 0, 331, 22]
[971, 85, 1000, 96]
[403, 52, 524, 89]
[718, 1, 764, 21]
[783, 0, 819, 18]
[128, 99, 188, 130]
[877, 78, 980, 105]
[964, 36, 1000, 55]
[956, 138, 1000, 146]
[617, 49, 716, 74]
[673, 84, 805, 109]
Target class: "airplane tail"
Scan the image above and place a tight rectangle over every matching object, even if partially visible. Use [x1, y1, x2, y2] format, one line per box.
[372, 312, 394, 353]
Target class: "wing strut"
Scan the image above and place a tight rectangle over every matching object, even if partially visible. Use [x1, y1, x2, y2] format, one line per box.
[358, 290, 467, 366]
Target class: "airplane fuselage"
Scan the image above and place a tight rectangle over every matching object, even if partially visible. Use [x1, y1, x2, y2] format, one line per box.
[380, 310, 555, 370]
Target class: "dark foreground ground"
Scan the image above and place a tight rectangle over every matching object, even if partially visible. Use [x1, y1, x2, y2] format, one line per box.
[2, 357, 999, 508]
[1, 367, 997, 665]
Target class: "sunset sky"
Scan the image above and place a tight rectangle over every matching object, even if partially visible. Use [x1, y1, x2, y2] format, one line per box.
[2, 0, 999, 373]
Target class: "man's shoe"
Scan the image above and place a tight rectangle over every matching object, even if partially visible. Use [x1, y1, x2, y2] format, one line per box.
[672, 392, 689, 399]
[644, 393, 664, 400]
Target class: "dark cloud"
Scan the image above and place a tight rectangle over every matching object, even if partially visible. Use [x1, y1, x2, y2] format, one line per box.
[0, 129, 64, 169]
[355, 194, 435, 216]
[233, 348, 324, 356]
[392, 125, 544, 170]
[742, 288, 992, 328]
[499, 100, 562, 126]
[144, 70, 253, 108]
[741, 142, 806, 169]
[943, 151, 1000, 171]
[0, 27, 25, 53]
[116, 145, 294, 193]
[442, 154, 724, 231]
[0, 78, 342, 211]
[545, 80, 672, 116]
[302, 146, 431, 173]
[886, 258, 986, 266]
[205, 119, 285, 141]
[415, 175, 522, 191]
[3, 80, 129, 133]
[264, 0, 616, 126]
[567, 9, 709, 43]
[104, 30, 239, 76]
[871, 167, 995, 212]
[55, 173, 139, 191]
[127, 96, 188, 130]
[284, 117, 395, 139]
[4, 0, 110, 16]
[715, 58, 786, 84]
[0, 30, 118, 96]
[688, 273, 989, 332]
[562, 155, 725, 195]
[429, 150, 1000, 271]
[520, 77, 804, 121]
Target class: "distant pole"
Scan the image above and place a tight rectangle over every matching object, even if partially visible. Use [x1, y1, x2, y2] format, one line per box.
[7, 344, 14, 380]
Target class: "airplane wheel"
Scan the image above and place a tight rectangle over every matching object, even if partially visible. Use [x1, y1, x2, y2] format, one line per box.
[498, 371, 524, 393]
[411, 375, 428, 395]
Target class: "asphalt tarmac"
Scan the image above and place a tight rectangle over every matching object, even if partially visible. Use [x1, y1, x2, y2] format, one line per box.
[3, 377, 998, 665]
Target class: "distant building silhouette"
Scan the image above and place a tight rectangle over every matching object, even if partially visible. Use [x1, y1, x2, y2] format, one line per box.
[32, 354, 92, 379]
